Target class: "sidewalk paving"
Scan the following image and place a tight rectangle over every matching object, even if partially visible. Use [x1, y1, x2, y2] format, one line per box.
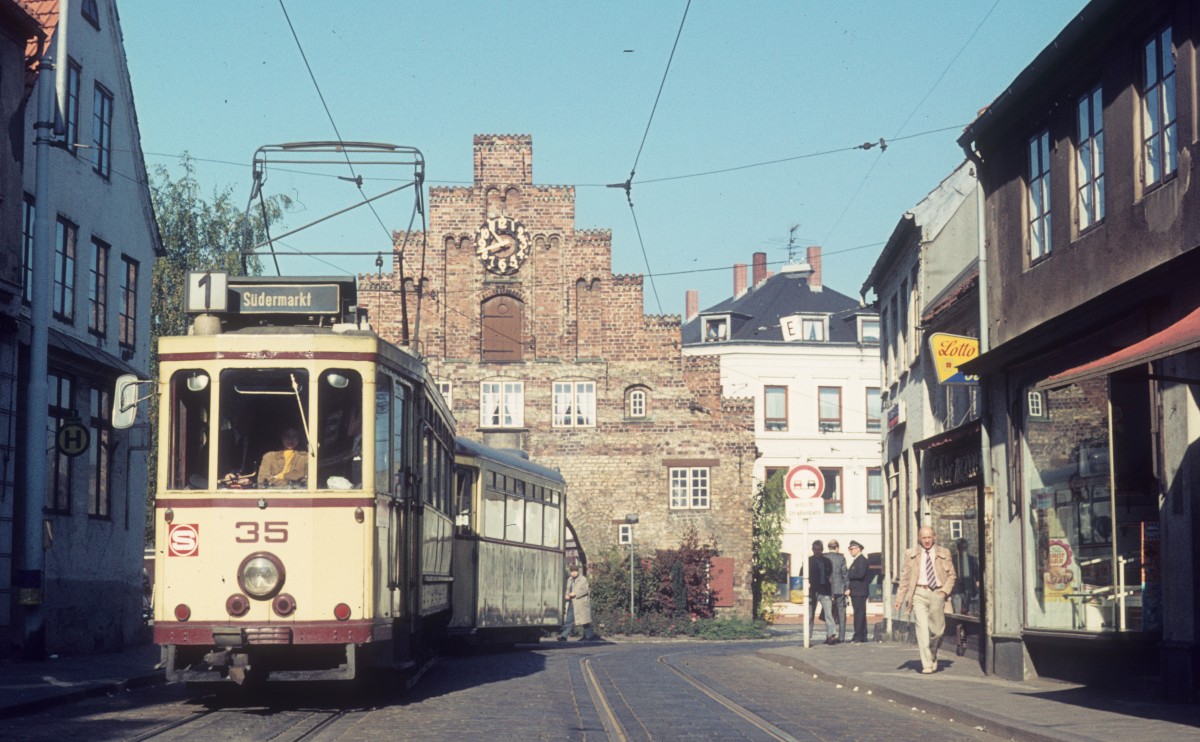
[758, 628, 1200, 742]
[0, 643, 162, 719]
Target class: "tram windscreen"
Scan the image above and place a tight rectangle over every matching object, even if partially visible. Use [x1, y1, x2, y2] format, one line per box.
[217, 368, 310, 489]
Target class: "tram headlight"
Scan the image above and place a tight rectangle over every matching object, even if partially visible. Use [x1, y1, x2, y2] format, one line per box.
[237, 552, 285, 600]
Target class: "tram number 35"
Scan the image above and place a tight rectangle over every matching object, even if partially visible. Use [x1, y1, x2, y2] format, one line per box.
[235, 521, 289, 543]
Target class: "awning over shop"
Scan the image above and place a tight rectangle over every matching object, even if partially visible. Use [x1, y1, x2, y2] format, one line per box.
[1038, 305, 1200, 390]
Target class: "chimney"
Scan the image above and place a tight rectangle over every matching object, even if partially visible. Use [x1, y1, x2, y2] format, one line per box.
[806, 246, 822, 291]
[733, 263, 747, 297]
[752, 252, 767, 286]
[685, 289, 699, 322]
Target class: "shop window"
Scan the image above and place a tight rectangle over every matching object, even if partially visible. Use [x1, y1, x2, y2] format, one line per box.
[929, 490, 980, 616]
[1021, 375, 1156, 632]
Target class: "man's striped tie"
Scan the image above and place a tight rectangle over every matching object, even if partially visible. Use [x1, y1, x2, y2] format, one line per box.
[924, 549, 938, 591]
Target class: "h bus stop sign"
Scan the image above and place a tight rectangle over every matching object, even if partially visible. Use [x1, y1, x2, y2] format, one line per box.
[784, 464, 825, 517]
[57, 419, 90, 457]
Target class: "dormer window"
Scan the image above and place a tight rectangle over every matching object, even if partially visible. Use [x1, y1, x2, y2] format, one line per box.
[859, 317, 880, 344]
[802, 318, 825, 341]
[703, 317, 728, 342]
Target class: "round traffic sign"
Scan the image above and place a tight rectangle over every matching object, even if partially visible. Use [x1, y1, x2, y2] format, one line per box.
[57, 421, 90, 457]
[784, 464, 825, 499]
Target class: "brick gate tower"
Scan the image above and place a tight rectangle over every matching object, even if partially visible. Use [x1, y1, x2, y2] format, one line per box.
[358, 134, 757, 615]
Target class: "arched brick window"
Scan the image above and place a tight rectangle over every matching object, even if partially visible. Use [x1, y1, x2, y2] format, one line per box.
[481, 294, 523, 362]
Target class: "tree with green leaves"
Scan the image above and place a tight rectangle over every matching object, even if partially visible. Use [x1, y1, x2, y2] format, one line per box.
[145, 155, 292, 540]
[752, 470, 787, 621]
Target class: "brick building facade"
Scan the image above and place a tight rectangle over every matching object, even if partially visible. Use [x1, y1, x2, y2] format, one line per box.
[357, 135, 758, 615]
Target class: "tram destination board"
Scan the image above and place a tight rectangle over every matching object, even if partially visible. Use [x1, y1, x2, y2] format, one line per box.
[187, 272, 348, 316]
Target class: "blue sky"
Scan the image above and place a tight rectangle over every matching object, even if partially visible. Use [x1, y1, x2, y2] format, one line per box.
[120, 0, 1089, 316]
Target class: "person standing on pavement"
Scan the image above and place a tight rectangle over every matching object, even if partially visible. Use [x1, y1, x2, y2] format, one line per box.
[807, 540, 834, 643]
[559, 564, 599, 641]
[895, 526, 957, 673]
[847, 540, 870, 643]
[826, 540, 849, 644]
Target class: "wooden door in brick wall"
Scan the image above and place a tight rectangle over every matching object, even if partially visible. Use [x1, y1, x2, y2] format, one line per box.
[481, 295, 523, 362]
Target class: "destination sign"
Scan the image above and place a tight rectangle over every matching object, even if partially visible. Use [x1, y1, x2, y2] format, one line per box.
[232, 283, 341, 314]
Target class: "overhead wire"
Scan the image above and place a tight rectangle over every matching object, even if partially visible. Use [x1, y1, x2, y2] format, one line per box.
[821, 1, 1000, 247]
[275, 0, 407, 255]
[610, 0, 693, 316]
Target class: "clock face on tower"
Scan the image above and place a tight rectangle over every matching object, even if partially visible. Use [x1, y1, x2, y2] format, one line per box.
[475, 216, 530, 275]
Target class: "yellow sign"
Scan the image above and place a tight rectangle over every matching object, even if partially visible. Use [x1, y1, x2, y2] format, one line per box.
[929, 332, 980, 385]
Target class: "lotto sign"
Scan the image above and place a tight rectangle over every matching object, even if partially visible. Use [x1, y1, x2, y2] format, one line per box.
[168, 524, 200, 557]
[929, 332, 980, 385]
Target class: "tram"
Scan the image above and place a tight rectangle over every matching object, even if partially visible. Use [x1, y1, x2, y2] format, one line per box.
[450, 438, 567, 644]
[115, 273, 564, 683]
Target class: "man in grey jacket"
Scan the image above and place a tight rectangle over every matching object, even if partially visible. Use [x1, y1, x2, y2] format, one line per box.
[826, 540, 849, 644]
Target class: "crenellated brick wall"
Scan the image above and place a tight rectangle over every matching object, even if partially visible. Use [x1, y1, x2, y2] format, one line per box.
[358, 135, 757, 615]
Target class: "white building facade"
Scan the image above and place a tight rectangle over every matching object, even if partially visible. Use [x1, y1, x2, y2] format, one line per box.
[683, 248, 882, 599]
[2, 0, 160, 658]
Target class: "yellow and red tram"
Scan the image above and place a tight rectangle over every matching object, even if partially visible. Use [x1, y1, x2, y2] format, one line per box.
[116, 273, 561, 684]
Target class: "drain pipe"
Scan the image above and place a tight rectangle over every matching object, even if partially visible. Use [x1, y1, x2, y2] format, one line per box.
[961, 139, 994, 674]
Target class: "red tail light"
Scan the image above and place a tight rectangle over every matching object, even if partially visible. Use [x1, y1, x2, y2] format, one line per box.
[226, 594, 249, 617]
[174, 603, 191, 621]
[273, 593, 296, 617]
[333, 603, 351, 621]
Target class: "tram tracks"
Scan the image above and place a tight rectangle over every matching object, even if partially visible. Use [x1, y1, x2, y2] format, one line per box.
[580, 649, 801, 742]
[126, 702, 358, 741]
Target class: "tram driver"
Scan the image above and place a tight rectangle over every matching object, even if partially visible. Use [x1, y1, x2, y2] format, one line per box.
[257, 426, 309, 488]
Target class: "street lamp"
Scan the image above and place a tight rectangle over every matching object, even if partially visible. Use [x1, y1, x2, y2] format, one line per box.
[625, 514, 639, 616]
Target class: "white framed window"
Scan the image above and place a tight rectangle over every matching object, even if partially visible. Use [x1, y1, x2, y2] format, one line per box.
[818, 386, 842, 432]
[1027, 390, 1047, 420]
[480, 381, 523, 428]
[1028, 129, 1052, 261]
[867, 467, 883, 514]
[669, 467, 709, 509]
[703, 317, 728, 342]
[801, 316, 826, 341]
[1142, 26, 1176, 188]
[627, 387, 647, 418]
[553, 381, 596, 427]
[1076, 84, 1105, 230]
[950, 519, 964, 541]
[437, 381, 452, 408]
[866, 387, 881, 432]
[618, 523, 632, 544]
[763, 385, 788, 431]
[859, 316, 879, 344]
